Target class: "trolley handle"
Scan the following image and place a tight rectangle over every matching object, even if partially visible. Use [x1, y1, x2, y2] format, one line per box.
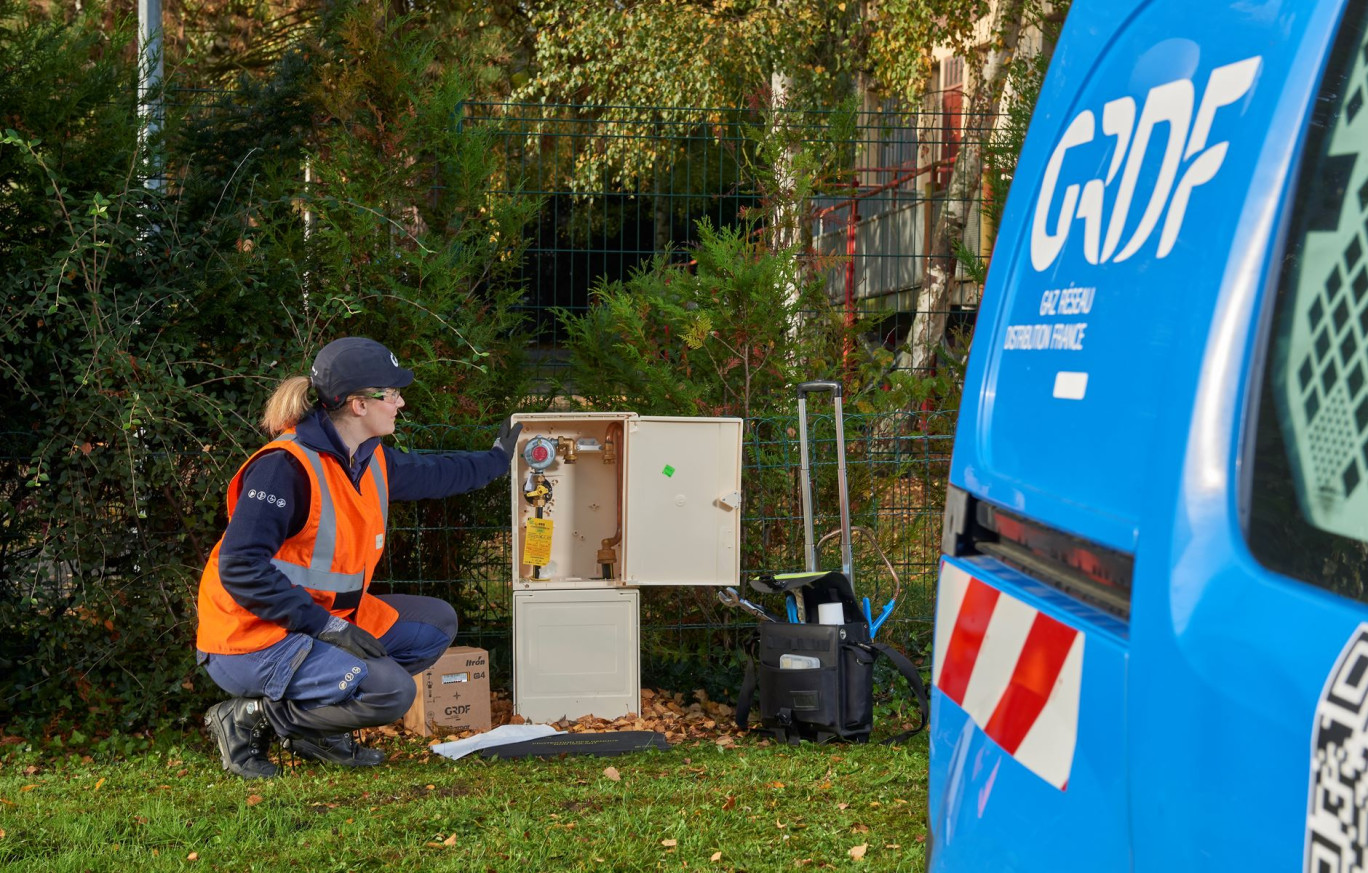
[797, 380, 842, 398]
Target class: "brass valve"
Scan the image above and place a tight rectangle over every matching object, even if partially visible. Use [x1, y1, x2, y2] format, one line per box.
[597, 540, 618, 580]
[556, 436, 578, 464]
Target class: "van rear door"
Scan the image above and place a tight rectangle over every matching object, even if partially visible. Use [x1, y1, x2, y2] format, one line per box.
[931, 1, 1367, 870]
[1131, 2, 1368, 868]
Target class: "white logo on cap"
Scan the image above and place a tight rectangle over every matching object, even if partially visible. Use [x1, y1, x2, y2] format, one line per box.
[389, 352, 399, 367]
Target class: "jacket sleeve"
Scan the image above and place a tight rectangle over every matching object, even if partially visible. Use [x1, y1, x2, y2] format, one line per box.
[382, 443, 512, 502]
[216, 450, 334, 637]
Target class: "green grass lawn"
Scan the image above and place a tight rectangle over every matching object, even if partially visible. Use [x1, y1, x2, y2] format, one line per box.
[0, 730, 930, 872]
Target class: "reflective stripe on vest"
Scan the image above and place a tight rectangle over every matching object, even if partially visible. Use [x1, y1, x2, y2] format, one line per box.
[266, 433, 388, 594]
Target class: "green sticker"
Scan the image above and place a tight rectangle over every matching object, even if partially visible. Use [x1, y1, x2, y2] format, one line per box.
[662, 464, 676, 477]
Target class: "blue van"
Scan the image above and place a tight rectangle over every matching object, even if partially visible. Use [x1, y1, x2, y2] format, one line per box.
[931, 1, 1368, 869]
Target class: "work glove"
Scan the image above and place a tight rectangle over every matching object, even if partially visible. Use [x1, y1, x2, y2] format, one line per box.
[492, 417, 523, 460]
[317, 615, 388, 660]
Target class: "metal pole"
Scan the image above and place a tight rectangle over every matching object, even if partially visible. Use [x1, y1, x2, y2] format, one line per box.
[798, 393, 817, 573]
[832, 391, 853, 584]
[138, 0, 164, 193]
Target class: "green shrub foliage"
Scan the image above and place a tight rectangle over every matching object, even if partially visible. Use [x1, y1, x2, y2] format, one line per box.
[0, 0, 534, 732]
[1, 1, 952, 736]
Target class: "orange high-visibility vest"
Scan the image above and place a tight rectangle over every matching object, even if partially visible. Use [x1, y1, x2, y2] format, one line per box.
[197, 431, 400, 655]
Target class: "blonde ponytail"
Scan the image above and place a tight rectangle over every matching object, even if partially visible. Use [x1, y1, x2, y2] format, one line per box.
[260, 376, 315, 436]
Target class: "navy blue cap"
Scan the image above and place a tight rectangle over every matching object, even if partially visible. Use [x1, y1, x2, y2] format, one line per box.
[311, 337, 415, 409]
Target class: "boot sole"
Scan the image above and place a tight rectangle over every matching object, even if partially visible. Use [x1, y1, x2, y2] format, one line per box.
[284, 738, 385, 767]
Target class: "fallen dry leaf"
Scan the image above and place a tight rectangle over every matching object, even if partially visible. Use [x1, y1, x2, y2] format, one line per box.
[662, 838, 678, 847]
[710, 851, 722, 862]
[603, 766, 621, 782]
[849, 844, 868, 861]
[246, 794, 263, 806]
[187, 852, 200, 861]
[93, 778, 105, 791]
[851, 823, 870, 833]
[443, 833, 458, 846]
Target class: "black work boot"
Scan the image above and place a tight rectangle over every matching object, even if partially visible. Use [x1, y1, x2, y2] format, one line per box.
[205, 698, 278, 780]
[283, 732, 385, 767]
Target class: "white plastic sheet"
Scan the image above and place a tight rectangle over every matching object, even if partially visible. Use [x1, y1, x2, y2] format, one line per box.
[428, 724, 560, 761]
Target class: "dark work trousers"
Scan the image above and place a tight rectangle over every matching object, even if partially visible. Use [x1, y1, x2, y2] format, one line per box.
[201, 594, 457, 739]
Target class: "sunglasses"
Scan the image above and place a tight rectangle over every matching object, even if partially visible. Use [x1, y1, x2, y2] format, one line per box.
[362, 388, 403, 403]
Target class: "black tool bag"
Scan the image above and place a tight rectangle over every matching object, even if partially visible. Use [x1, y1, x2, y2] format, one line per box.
[735, 571, 929, 745]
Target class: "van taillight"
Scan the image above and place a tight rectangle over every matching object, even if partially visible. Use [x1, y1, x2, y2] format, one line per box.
[942, 485, 1133, 620]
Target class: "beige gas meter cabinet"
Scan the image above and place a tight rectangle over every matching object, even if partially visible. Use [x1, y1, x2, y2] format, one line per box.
[508, 412, 743, 723]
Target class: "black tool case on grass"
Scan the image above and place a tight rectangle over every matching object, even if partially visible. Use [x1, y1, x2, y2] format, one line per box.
[736, 382, 927, 745]
[742, 571, 876, 744]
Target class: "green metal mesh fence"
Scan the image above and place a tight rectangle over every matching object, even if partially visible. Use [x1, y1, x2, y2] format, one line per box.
[378, 405, 954, 688]
[3, 96, 986, 695]
[463, 99, 990, 374]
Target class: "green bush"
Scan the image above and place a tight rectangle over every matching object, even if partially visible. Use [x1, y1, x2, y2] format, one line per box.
[0, 0, 536, 733]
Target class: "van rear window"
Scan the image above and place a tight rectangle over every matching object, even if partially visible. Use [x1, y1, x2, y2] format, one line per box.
[1248, 2, 1368, 602]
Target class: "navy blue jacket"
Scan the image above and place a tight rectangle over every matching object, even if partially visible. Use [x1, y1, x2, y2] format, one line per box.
[215, 408, 509, 637]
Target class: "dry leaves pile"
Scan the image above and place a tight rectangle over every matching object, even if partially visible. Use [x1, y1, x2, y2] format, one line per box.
[396, 688, 741, 748]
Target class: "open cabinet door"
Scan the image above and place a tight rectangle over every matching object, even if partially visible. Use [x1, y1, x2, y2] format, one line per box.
[622, 416, 743, 586]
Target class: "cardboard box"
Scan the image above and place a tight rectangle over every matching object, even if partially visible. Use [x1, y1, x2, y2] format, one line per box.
[402, 646, 491, 737]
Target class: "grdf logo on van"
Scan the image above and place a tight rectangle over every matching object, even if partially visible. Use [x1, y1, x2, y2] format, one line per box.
[1030, 54, 1262, 272]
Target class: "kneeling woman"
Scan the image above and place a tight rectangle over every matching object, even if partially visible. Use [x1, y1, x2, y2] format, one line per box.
[197, 337, 520, 778]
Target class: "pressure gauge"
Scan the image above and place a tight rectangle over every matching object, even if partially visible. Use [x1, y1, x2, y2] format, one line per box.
[523, 436, 558, 471]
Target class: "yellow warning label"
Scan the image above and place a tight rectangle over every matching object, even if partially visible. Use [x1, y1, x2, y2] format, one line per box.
[522, 517, 553, 566]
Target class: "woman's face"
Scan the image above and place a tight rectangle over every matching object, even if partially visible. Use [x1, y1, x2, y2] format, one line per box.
[358, 387, 405, 438]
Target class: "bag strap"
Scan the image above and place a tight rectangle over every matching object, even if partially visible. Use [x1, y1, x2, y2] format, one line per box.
[735, 653, 757, 732]
[872, 642, 930, 745]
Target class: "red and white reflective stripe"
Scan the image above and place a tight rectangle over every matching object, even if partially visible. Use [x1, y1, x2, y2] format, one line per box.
[933, 560, 1084, 790]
